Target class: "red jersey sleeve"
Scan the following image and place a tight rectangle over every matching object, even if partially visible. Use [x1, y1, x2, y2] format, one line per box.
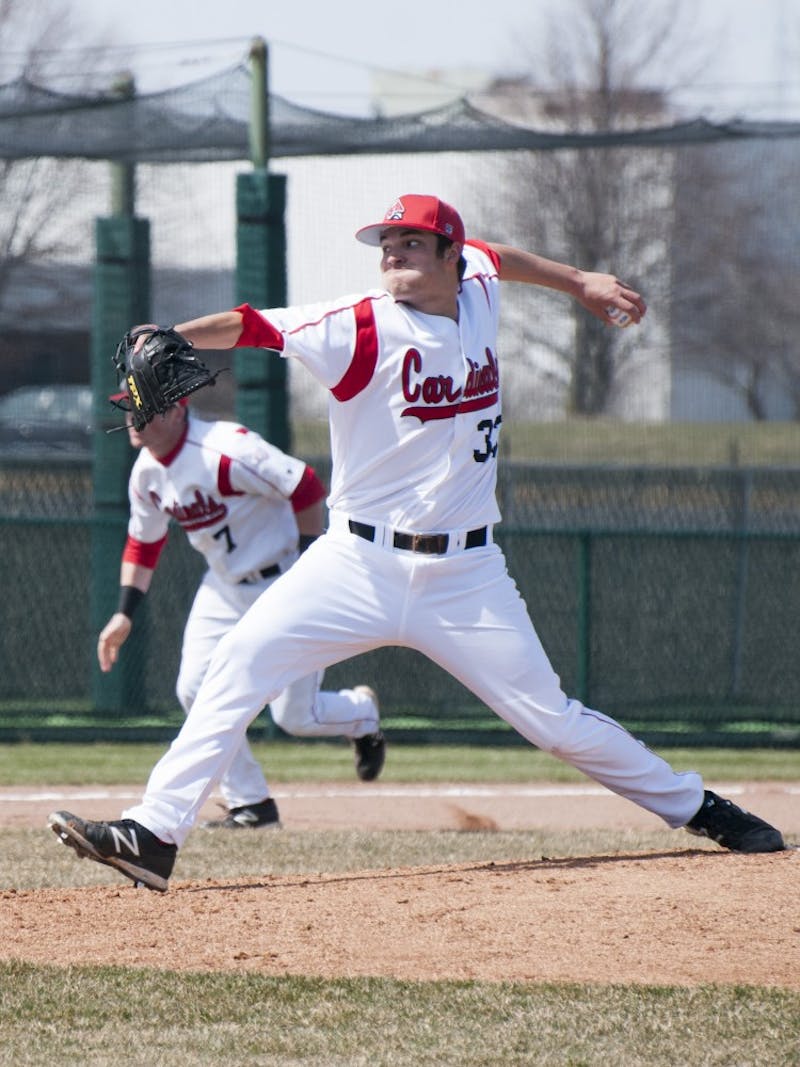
[233, 303, 285, 350]
[466, 239, 502, 272]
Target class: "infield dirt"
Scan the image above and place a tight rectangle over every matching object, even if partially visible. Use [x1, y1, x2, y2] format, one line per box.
[1, 781, 798, 987]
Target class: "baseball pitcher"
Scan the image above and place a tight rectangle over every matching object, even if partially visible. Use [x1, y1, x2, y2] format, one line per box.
[50, 195, 785, 890]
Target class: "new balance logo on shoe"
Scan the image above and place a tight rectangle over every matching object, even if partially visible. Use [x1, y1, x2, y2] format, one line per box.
[108, 823, 141, 857]
[48, 810, 177, 892]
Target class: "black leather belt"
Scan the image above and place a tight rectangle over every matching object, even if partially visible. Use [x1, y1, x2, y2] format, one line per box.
[348, 519, 487, 555]
[238, 563, 281, 585]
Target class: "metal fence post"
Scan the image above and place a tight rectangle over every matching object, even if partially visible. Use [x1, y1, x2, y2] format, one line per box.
[576, 531, 592, 704]
[729, 467, 753, 698]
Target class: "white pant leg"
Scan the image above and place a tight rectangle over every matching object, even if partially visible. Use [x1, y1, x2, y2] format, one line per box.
[123, 534, 389, 845]
[175, 572, 272, 810]
[123, 532, 703, 846]
[401, 544, 704, 828]
[270, 673, 380, 739]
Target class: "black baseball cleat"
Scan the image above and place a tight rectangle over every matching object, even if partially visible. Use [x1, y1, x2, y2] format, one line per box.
[353, 731, 386, 781]
[202, 797, 281, 830]
[48, 810, 176, 892]
[685, 791, 785, 853]
[352, 684, 386, 782]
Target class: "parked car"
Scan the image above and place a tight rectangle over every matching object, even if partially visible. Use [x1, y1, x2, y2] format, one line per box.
[0, 384, 93, 457]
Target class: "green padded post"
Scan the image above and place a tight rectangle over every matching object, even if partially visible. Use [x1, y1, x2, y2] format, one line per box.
[90, 215, 151, 713]
[234, 170, 290, 452]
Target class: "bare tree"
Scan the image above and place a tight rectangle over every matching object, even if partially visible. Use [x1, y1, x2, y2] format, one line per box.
[0, 0, 110, 316]
[671, 140, 800, 420]
[474, 0, 716, 418]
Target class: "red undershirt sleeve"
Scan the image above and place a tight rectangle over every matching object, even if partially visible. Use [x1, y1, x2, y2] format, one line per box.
[122, 534, 168, 569]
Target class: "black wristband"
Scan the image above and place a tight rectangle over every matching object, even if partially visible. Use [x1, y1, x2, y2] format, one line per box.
[117, 585, 145, 619]
[298, 534, 319, 554]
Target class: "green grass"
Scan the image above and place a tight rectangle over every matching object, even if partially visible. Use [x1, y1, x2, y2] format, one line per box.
[4, 743, 798, 1065]
[295, 417, 800, 467]
[0, 961, 798, 1067]
[500, 418, 800, 465]
[0, 741, 797, 786]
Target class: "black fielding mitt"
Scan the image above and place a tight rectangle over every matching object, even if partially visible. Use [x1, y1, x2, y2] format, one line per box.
[112, 326, 218, 430]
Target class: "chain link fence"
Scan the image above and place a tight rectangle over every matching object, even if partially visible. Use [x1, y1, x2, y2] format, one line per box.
[2, 457, 799, 746]
[2, 63, 800, 746]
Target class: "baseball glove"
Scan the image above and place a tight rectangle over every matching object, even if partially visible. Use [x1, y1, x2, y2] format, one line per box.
[112, 326, 218, 430]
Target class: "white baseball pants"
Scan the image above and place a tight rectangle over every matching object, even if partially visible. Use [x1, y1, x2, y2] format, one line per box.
[172, 567, 379, 809]
[125, 521, 704, 845]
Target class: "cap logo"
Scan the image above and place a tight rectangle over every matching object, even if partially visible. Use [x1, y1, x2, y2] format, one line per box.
[384, 199, 406, 222]
[444, 223, 454, 236]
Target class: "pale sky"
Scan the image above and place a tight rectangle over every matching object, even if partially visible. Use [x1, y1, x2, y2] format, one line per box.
[48, 0, 798, 317]
[68, 0, 800, 120]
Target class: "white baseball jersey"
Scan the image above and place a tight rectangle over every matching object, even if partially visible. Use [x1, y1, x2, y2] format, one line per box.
[249, 240, 503, 532]
[126, 413, 307, 582]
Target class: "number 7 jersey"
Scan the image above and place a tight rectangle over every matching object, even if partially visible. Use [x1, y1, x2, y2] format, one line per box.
[125, 414, 308, 582]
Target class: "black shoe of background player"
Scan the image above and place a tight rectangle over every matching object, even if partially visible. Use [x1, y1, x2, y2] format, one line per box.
[202, 797, 281, 829]
[352, 684, 386, 782]
[353, 731, 386, 781]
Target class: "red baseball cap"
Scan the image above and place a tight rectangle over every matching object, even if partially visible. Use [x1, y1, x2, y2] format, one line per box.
[355, 194, 465, 247]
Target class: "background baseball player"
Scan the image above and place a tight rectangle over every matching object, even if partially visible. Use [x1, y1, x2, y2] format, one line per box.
[50, 194, 785, 890]
[96, 382, 385, 829]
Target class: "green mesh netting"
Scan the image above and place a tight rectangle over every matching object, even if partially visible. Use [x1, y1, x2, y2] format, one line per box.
[1, 62, 799, 163]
